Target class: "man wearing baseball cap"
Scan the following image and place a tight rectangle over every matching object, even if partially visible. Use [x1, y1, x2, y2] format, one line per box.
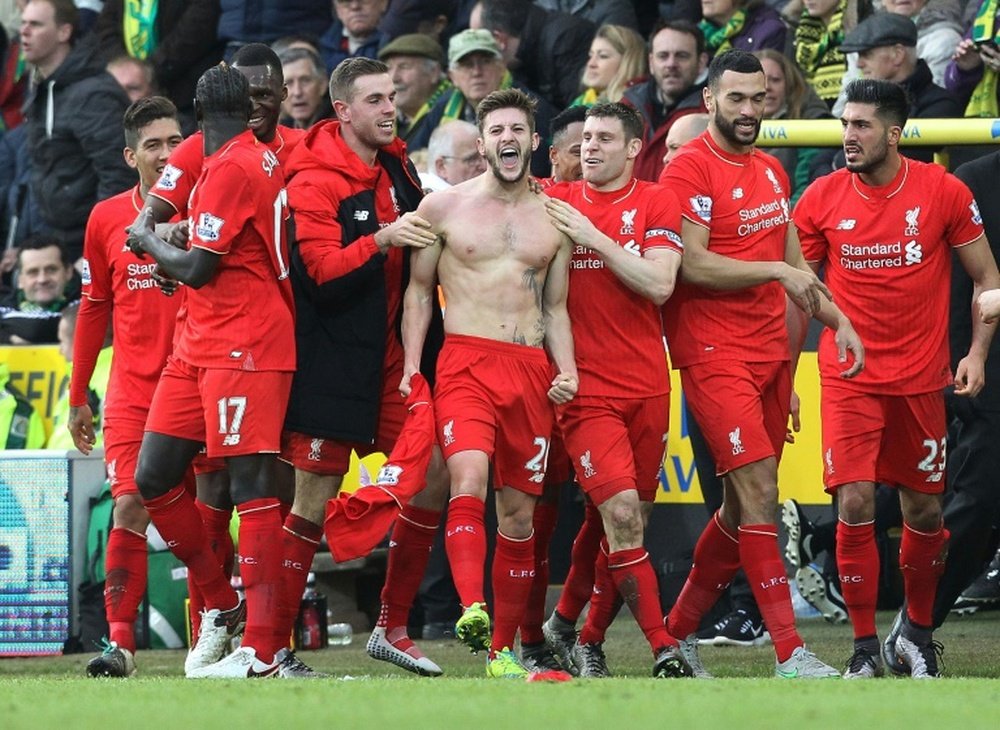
[406, 28, 555, 176]
[379, 34, 452, 143]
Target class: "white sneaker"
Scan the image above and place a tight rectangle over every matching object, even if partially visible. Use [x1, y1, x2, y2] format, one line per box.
[843, 645, 884, 679]
[775, 646, 840, 679]
[366, 626, 443, 676]
[795, 564, 848, 624]
[895, 634, 943, 679]
[184, 599, 247, 675]
[275, 648, 328, 678]
[186, 646, 279, 679]
[677, 634, 713, 678]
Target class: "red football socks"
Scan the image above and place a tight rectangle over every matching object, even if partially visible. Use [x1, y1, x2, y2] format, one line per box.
[143, 485, 236, 610]
[836, 519, 879, 639]
[740, 524, 801, 663]
[490, 530, 536, 653]
[901, 523, 949, 629]
[278, 513, 324, 642]
[104, 527, 148, 653]
[667, 511, 740, 640]
[555, 500, 603, 624]
[236, 498, 283, 663]
[578, 540, 623, 645]
[445, 495, 488, 607]
[609, 546, 673, 654]
[378, 504, 440, 629]
[520, 502, 558, 644]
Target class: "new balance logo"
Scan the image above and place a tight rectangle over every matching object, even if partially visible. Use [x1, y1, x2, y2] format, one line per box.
[925, 472, 944, 483]
[354, 210, 371, 221]
[222, 434, 241, 446]
[729, 427, 744, 456]
[623, 240, 641, 257]
[835, 219, 856, 230]
[825, 448, 834, 475]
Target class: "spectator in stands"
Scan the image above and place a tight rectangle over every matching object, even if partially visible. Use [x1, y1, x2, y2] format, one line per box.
[409, 29, 555, 176]
[378, 0, 457, 44]
[795, 0, 871, 110]
[217, 0, 331, 59]
[378, 33, 451, 143]
[573, 23, 646, 105]
[945, 0, 1000, 115]
[0, 235, 78, 344]
[21, 0, 134, 262]
[106, 55, 155, 102]
[279, 46, 330, 129]
[472, 0, 596, 109]
[534, 0, 638, 28]
[1, 23, 27, 131]
[319, 0, 388, 73]
[699, 0, 788, 58]
[0, 124, 44, 284]
[94, 0, 223, 130]
[754, 49, 831, 203]
[882, 0, 962, 86]
[420, 119, 486, 191]
[0, 361, 46, 448]
[661, 110, 708, 166]
[622, 19, 708, 182]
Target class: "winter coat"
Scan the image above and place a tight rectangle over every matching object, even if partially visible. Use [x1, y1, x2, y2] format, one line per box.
[622, 75, 708, 182]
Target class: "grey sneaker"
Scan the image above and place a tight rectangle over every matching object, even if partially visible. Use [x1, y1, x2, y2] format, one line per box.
[86, 640, 136, 678]
[366, 626, 443, 676]
[881, 610, 908, 675]
[275, 648, 328, 678]
[184, 599, 247, 675]
[843, 644, 884, 679]
[795, 564, 848, 624]
[542, 613, 578, 676]
[895, 634, 943, 679]
[520, 642, 564, 673]
[782, 499, 819, 569]
[571, 640, 610, 678]
[955, 553, 1000, 609]
[677, 634, 713, 678]
[775, 646, 840, 679]
[653, 644, 693, 678]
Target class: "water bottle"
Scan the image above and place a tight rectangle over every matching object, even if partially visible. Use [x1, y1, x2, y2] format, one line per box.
[295, 573, 328, 650]
[327, 612, 354, 647]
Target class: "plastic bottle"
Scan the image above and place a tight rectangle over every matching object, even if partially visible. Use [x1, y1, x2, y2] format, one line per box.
[327, 609, 353, 647]
[295, 573, 328, 650]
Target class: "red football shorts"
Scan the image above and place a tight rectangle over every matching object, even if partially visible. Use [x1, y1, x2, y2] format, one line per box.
[145, 355, 291, 458]
[105, 417, 197, 498]
[280, 359, 408, 475]
[434, 334, 554, 496]
[680, 359, 791, 476]
[821, 383, 946, 494]
[557, 394, 668, 505]
[545, 429, 572, 487]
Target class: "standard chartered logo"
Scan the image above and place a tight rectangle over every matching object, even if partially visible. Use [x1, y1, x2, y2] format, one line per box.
[905, 241, 923, 265]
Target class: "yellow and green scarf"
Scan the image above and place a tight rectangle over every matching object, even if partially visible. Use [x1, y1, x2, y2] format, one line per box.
[699, 10, 748, 54]
[123, 0, 159, 60]
[442, 70, 514, 122]
[967, 0, 1000, 117]
[571, 87, 600, 107]
[795, 0, 847, 105]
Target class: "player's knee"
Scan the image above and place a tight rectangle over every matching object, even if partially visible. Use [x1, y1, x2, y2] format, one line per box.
[134, 460, 172, 500]
[837, 484, 874, 524]
[113, 494, 150, 532]
[903, 495, 942, 533]
[498, 510, 533, 539]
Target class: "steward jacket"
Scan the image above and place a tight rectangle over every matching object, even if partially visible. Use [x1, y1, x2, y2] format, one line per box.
[283, 121, 442, 443]
[0, 362, 46, 449]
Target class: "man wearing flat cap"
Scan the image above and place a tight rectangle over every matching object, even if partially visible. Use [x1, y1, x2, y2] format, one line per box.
[406, 28, 555, 176]
[379, 34, 452, 142]
[840, 12, 961, 162]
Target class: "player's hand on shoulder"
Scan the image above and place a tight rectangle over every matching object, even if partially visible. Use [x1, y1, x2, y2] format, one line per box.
[978, 288, 1000, 324]
[544, 198, 599, 249]
[68, 404, 96, 455]
[547, 372, 578, 404]
[780, 264, 832, 318]
[375, 211, 437, 252]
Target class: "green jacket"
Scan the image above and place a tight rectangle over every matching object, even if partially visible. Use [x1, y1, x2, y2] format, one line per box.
[0, 362, 47, 449]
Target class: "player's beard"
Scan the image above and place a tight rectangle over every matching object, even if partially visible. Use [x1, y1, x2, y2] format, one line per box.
[714, 107, 761, 148]
[844, 131, 889, 175]
[485, 145, 531, 184]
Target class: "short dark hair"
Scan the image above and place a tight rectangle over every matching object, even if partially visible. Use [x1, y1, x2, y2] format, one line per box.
[707, 49, 763, 91]
[844, 78, 910, 129]
[279, 46, 328, 81]
[586, 102, 644, 142]
[123, 96, 178, 149]
[475, 87, 537, 135]
[479, 0, 531, 37]
[19, 235, 71, 267]
[196, 63, 251, 120]
[329, 57, 388, 103]
[650, 18, 705, 58]
[31, 0, 77, 41]
[550, 104, 588, 145]
[231, 42, 285, 81]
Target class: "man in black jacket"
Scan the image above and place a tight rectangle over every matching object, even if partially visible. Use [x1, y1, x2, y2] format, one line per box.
[21, 0, 134, 262]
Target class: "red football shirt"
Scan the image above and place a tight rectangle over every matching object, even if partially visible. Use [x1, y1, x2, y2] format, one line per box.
[173, 130, 296, 371]
[149, 125, 304, 215]
[659, 131, 791, 368]
[73, 186, 182, 422]
[547, 178, 682, 397]
[794, 157, 984, 394]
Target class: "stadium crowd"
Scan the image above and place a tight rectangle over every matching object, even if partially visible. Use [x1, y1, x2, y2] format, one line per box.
[3, 0, 1000, 682]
